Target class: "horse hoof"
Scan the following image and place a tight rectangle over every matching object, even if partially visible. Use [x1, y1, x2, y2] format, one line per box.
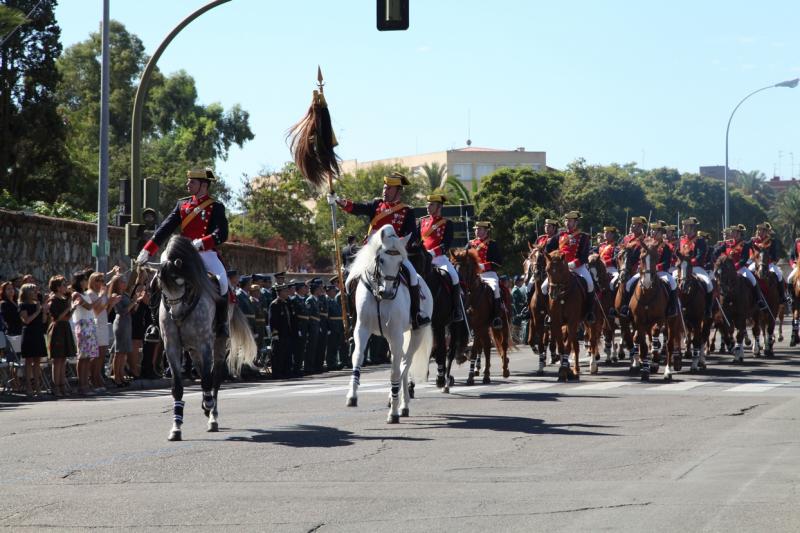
[590, 366, 599, 375]
[570, 371, 580, 382]
[443, 386, 450, 394]
[535, 369, 545, 377]
[640, 372, 650, 382]
[409, 385, 415, 399]
[483, 375, 491, 384]
[387, 414, 400, 424]
[207, 421, 218, 432]
[436, 376, 445, 388]
[651, 364, 659, 373]
[557, 367, 568, 383]
[400, 407, 409, 417]
[448, 376, 455, 387]
[202, 409, 210, 418]
[466, 374, 475, 386]
[502, 368, 510, 378]
[168, 430, 182, 442]
[674, 358, 682, 371]
[628, 366, 637, 376]
[346, 397, 357, 407]
[663, 374, 672, 382]
[778, 334, 784, 342]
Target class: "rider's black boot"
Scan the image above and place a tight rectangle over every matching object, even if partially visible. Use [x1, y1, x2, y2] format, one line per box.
[215, 295, 230, 339]
[705, 291, 714, 319]
[585, 292, 596, 324]
[491, 297, 503, 329]
[783, 280, 793, 306]
[410, 284, 430, 329]
[521, 288, 533, 320]
[144, 276, 161, 343]
[666, 288, 678, 317]
[619, 288, 632, 318]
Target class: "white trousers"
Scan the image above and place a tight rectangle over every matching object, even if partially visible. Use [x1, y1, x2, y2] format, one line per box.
[691, 266, 714, 292]
[626, 270, 676, 292]
[606, 265, 619, 286]
[403, 258, 420, 286]
[480, 271, 501, 298]
[748, 262, 784, 282]
[541, 263, 594, 295]
[160, 249, 228, 295]
[738, 266, 757, 287]
[432, 254, 459, 285]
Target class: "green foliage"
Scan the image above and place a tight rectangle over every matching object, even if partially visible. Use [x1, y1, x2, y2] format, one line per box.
[443, 175, 471, 203]
[770, 186, 800, 250]
[474, 166, 564, 272]
[735, 170, 775, 210]
[0, 189, 95, 221]
[0, 4, 28, 35]
[56, 20, 253, 215]
[0, 0, 71, 203]
[417, 162, 447, 191]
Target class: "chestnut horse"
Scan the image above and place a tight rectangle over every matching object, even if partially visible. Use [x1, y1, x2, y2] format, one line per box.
[612, 247, 636, 362]
[451, 249, 510, 385]
[752, 249, 780, 357]
[628, 240, 677, 381]
[675, 251, 709, 372]
[714, 254, 756, 363]
[524, 245, 555, 376]
[544, 251, 585, 382]
[791, 267, 800, 346]
[586, 254, 614, 375]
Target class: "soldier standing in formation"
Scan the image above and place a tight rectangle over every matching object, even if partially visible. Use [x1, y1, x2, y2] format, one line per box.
[304, 280, 323, 374]
[325, 278, 346, 370]
[289, 280, 309, 375]
[268, 283, 293, 378]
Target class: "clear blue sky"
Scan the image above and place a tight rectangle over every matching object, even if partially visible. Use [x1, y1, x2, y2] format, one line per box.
[55, 0, 800, 196]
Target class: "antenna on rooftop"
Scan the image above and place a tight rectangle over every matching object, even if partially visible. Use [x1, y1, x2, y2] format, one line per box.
[466, 108, 471, 146]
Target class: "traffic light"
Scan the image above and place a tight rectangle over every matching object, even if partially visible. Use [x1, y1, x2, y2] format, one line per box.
[377, 0, 409, 31]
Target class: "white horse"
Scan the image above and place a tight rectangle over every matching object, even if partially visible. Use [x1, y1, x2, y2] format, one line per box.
[345, 225, 434, 423]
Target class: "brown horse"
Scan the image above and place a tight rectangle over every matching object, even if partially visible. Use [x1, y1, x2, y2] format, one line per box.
[752, 250, 780, 357]
[791, 267, 800, 346]
[628, 240, 677, 381]
[586, 254, 613, 374]
[524, 245, 555, 376]
[714, 254, 757, 363]
[544, 251, 585, 382]
[612, 247, 636, 362]
[450, 249, 510, 385]
[675, 251, 709, 372]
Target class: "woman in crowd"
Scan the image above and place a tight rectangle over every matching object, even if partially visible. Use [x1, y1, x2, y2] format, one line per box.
[87, 271, 112, 392]
[46, 275, 77, 397]
[0, 281, 22, 391]
[19, 283, 48, 397]
[71, 271, 104, 395]
[129, 275, 149, 380]
[109, 274, 136, 387]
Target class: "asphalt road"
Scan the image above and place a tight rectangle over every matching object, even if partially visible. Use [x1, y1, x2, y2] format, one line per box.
[2, 335, 800, 532]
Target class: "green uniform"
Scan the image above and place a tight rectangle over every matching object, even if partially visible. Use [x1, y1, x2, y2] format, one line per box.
[304, 294, 321, 374]
[289, 294, 308, 374]
[326, 293, 346, 369]
[317, 294, 329, 371]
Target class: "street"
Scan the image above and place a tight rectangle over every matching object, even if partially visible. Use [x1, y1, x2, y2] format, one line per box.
[2, 337, 800, 532]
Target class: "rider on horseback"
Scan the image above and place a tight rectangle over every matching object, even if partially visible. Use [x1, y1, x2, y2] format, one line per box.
[541, 211, 596, 324]
[467, 221, 504, 329]
[416, 193, 464, 322]
[329, 172, 430, 329]
[617, 215, 646, 317]
[521, 218, 559, 319]
[677, 217, 715, 318]
[749, 222, 792, 305]
[712, 224, 763, 309]
[618, 221, 678, 317]
[136, 167, 230, 339]
[788, 235, 800, 304]
[599, 225, 620, 288]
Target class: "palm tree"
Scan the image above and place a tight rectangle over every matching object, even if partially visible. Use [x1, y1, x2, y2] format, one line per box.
[736, 170, 776, 209]
[418, 162, 447, 191]
[770, 185, 800, 248]
[443, 175, 471, 203]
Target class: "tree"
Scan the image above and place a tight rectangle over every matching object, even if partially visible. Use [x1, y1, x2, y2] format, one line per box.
[770, 185, 800, 250]
[417, 162, 447, 191]
[56, 21, 254, 215]
[0, 0, 71, 203]
[735, 170, 775, 210]
[474, 166, 564, 272]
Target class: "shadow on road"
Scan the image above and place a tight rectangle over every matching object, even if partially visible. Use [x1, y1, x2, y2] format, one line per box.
[226, 425, 431, 448]
[410, 413, 618, 437]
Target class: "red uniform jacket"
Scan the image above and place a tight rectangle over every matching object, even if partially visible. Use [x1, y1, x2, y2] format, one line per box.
[417, 215, 453, 257]
[467, 237, 502, 272]
[343, 198, 415, 243]
[143, 194, 227, 255]
[598, 240, 617, 268]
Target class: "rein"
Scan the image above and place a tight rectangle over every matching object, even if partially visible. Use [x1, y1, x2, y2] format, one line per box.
[160, 278, 201, 326]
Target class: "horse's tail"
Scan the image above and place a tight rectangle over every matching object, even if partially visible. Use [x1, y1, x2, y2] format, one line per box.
[228, 304, 258, 377]
[408, 324, 434, 385]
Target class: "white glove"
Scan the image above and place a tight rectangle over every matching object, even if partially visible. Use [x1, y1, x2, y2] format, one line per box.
[568, 260, 577, 270]
[136, 249, 150, 265]
[192, 238, 203, 251]
[326, 193, 339, 206]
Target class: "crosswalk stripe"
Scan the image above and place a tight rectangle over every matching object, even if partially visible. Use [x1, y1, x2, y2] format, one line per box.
[651, 381, 711, 391]
[504, 383, 557, 392]
[228, 384, 320, 397]
[574, 381, 629, 390]
[292, 383, 384, 395]
[724, 382, 788, 393]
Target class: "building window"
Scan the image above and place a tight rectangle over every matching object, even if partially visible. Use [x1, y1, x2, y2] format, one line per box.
[451, 164, 472, 180]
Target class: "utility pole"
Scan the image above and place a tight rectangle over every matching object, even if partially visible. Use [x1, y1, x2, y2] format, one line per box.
[96, 0, 110, 272]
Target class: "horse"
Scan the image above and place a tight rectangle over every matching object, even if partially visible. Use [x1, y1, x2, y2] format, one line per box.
[752, 249, 780, 358]
[524, 245, 555, 376]
[344, 225, 434, 423]
[148, 235, 257, 441]
[408, 243, 468, 394]
[627, 240, 676, 381]
[791, 266, 800, 346]
[450, 248, 510, 385]
[675, 251, 709, 372]
[714, 254, 756, 363]
[612, 247, 636, 362]
[544, 251, 586, 382]
[586, 254, 614, 375]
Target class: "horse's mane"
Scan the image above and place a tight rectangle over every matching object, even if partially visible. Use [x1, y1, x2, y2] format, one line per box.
[452, 247, 480, 267]
[161, 236, 220, 301]
[548, 250, 565, 261]
[346, 225, 407, 286]
[714, 253, 733, 269]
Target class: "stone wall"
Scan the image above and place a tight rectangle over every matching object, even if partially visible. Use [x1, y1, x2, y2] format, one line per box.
[0, 208, 286, 282]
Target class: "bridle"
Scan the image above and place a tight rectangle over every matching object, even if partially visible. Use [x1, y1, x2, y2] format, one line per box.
[362, 247, 402, 301]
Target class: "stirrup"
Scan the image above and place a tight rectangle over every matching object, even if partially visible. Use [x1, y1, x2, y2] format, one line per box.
[619, 305, 630, 318]
[413, 313, 430, 329]
[491, 317, 502, 329]
[144, 325, 160, 343]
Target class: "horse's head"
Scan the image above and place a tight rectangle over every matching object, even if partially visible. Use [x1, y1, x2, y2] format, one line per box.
[155, 236, 219, 321]
[714, 253, 737, 293]
[451, 248, 480, 284]
[638, 239, 659, 289]
[372, 225, 407, 299]
[754, 249, 769, 279]
[616, 246, 630, 283]
[587, 253, 608, 289]
[545, 250, 570, 284]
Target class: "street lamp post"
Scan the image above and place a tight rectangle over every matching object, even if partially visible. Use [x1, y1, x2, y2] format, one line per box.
[724, 77, 799, 228]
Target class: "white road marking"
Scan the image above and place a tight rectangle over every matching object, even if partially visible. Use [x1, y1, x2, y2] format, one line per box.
[574, 381, 630, 390]
[504, 383, 557, 392]
[651, 381, 711, 391]
[725, 382, 789, 393]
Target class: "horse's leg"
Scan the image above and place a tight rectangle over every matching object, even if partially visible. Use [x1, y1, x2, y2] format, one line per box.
[791, 304, 800, 347]
[386, 330, 405, 424]
[570, 321, 580, 380]
[639, 325, 650, 381]
[208, 337, 226, 432]
[345, 321, 370, 407]
[199, 343, 215, 419]
[466, 329, 479, 386]
[165, 340, 184, 442]
[482, 331, 492, 384]
[434, 327, 446, 388]
[444, 323, 458, 393]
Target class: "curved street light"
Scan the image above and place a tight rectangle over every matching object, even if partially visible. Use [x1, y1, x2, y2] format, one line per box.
[724, 77, 799, 228]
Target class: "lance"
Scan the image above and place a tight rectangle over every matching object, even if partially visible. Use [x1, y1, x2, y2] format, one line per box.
[288, 67, 350, 335]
